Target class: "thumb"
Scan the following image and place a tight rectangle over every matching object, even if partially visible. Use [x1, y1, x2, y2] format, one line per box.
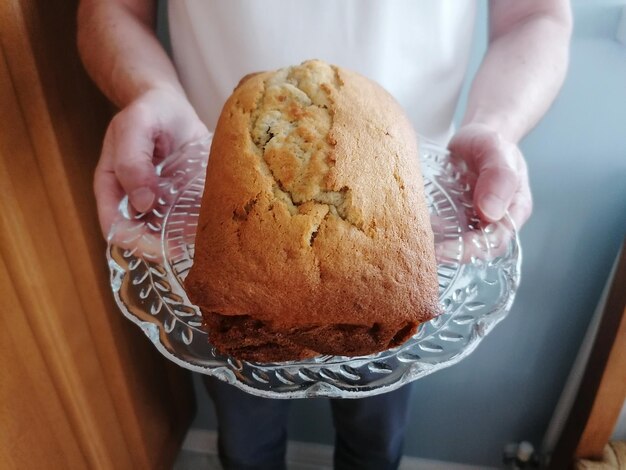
[474, 158, 519, 222]
[110, 114, 159, 213]
[449, 129, 519, 222]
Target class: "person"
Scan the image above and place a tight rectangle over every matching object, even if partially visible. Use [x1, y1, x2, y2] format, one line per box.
[77, 1, 572, 468]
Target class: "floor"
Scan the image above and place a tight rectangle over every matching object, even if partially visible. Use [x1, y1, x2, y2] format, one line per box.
[174, 429, 493, 470]
[173, 449, 331, 470]
[173, 451, 222, 470]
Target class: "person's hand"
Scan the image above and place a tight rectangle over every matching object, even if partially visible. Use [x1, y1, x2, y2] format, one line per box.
[448, 123, 532, 230]
[94, 88, 209, 238]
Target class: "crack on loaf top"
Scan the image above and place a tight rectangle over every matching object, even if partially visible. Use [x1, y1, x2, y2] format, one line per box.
[245, 61, 367, 234]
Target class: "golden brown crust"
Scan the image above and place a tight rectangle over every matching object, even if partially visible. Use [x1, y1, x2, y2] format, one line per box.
[184, 60, 439, 362]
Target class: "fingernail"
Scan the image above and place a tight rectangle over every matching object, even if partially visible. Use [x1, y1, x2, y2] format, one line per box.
[130, 187, 155, 213]
[481, 193, 506, 221]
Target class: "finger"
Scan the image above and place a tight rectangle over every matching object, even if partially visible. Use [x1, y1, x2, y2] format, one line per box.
[471, 138, 521, 222]
[110, 108, 159, 213]
[107, 218, 164, 262]
[435, 225, 512, 265]
[507, 197, 531, 231]
[93, 125, 125, 238]
[473, 160, 519, 222]
[94, 164, 125, 238]
[507, 158, 533, 229]
[449, 131, 520, 222]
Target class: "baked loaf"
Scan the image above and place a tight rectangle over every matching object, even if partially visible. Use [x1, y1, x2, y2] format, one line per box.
[185, 60, 439, 362]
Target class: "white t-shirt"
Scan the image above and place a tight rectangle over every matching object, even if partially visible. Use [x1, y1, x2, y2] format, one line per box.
[168, 0, 477, 144]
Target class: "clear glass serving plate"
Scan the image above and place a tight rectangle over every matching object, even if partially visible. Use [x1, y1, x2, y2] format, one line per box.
[107, 135, 521, 399]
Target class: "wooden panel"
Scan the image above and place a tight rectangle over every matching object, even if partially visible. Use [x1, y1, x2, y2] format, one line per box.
[550, 240, 626, 468]
[0, 255, 87, 470]
[0, 46, 129, 468]
[0, 1, 195, 468]
[576, 243, 626, 458]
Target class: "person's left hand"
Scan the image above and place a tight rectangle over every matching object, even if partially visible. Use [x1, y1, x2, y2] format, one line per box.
[448, 123, 532, 230]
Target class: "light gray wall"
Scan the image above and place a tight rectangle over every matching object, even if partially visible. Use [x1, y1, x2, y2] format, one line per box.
[164, 1, 626, 466]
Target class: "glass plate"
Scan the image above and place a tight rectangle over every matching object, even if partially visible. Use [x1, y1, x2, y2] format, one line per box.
[107, 135, 521, 399]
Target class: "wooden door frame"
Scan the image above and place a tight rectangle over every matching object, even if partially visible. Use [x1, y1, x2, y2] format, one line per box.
[549, 238, 626, 468]
[0, 1, 195, 468]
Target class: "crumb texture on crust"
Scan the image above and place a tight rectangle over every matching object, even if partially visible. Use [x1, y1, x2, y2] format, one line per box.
[184, 60, 440, 361]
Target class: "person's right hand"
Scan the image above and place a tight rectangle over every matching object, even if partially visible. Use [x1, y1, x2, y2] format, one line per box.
[94, 88, 209, 238]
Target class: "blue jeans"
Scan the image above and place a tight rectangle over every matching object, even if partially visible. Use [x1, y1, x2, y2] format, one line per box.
[203, 376, 413, 470]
